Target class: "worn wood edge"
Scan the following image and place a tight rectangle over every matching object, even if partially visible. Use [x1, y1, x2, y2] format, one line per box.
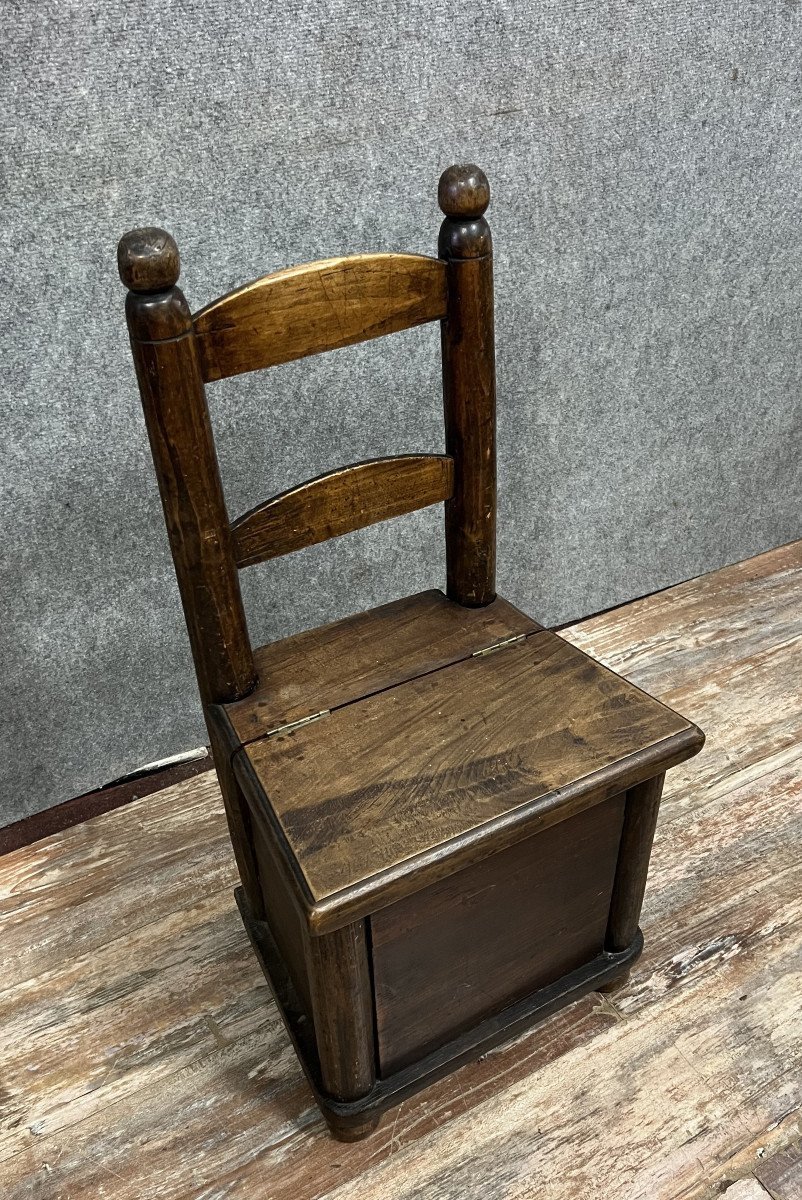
[306, 730, 703, 932]
[232, 742, 320, 921]
[192, 252, 447, 381]
[236, 883, 643, 1134]
[235, 720, 702, 935]
[562, 630, 708, 751]
[231, 455, 454, 568]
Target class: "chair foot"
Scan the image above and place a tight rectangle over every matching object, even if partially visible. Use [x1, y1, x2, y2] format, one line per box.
[597, 969, 631, 994]
[324, 1109, 381, 1142]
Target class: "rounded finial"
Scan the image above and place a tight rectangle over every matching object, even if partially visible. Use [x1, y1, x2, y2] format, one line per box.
[117, 227, 180, 292]
[438, 164, 490, 220]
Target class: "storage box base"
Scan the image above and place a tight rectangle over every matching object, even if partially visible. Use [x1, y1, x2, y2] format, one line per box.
[235, 887, 643, 1141]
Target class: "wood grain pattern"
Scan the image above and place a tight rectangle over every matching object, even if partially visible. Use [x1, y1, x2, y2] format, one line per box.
[118, 229, 262, 915]
[231, 455, 454, 567]
[236, 625, 701, 930]
[304, 922, 374, 1105]
[119, 250, 254, 706]
[193, 253, 447, 382]
[439, 165, 496, 606]
[2, 541, 799, 1198]
[222, 589, 542, 744]
[371, 793, 625, 1075]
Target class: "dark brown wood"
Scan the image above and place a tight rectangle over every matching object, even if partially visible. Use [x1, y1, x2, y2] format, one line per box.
[238, 880, 643, 1137]
[251, 807, 312, 1016]
[118, 230, 255, 706]
[193, 253, 447, 382]
[438, 165, 496, 607]
[305, 923, 375, 1104]
[231, 455, 454, 568]
[223, 589, 541, 745]
[606, 773, 666, 952]
[116, 170, 706, 1147]
[9, 540, 788, 1183]
[371, 793, 626, 1075]
[118, 228, 262, 915]
[233, 626, 703, 933]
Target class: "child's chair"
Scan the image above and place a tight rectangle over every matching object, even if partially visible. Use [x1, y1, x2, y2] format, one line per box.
[117, 165, 704, 1140]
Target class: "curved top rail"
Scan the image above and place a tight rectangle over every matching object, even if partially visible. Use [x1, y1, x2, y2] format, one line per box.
[193, 253, 447, 382]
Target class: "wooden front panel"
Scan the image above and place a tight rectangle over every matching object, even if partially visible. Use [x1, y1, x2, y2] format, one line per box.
[371, 794, 626, 1076]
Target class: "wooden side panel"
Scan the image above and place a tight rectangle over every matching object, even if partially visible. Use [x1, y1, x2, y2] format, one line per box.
[250, 810, 312, 1018]
[371, 794, 626, 1075]
[224, 590, 542, 744]
[231, 455, 453, 568]
[193, 253, 447, 381]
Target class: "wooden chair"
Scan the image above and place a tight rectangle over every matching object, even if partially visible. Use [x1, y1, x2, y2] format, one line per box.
[117, 165, 704, 1141]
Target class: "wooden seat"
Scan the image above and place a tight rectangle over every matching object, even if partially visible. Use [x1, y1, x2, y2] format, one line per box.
[215, 590, 698, 933]
[118, 165, 704, 1141]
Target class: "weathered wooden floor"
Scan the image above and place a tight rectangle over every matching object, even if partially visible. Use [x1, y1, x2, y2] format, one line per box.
[1, 542, 800, 1200]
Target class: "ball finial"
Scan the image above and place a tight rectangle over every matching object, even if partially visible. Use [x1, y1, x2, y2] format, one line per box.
[117, 227, 180, 292]
[438, 164, 490, 220]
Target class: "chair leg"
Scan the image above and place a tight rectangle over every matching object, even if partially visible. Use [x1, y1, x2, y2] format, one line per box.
[324, 1111, 382, 1142]
[207, 723, 265, 920]
[597, 970, 632, 994]
[606, 773, 666, 955]
[305, 920, 377, 1139]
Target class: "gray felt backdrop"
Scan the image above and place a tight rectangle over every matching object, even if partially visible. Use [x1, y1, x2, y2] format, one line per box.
[2, 1, 801, 823]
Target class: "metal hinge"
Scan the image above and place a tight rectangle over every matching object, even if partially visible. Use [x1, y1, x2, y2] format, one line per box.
[471, 633, 527, 657]
[266, 709, 330, 738]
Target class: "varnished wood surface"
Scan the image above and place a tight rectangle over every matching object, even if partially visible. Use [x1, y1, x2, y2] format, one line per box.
[223, 589, 542, 744]
[119, 230, 262, 915]
[304, 921, 374, 1104]
[235, 620, 699, 930]
[606, 773, 666, 952]
[193, 253, 447, 382]
[439, 165, 497, 606]
[2, 541, 800, 1198]
[231, 455, 454, 567]
[119, 169, 500, 945]
[371, 793, 625, 1075]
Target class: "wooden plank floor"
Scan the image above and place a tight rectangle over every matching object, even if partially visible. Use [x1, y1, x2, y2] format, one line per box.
[1, 541, 800, 1200]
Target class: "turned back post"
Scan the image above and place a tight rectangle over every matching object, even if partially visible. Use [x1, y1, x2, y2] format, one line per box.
[117, 164, 497, 714]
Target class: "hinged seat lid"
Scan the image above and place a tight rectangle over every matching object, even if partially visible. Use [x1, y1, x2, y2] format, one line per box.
[220, 591, 703, 933]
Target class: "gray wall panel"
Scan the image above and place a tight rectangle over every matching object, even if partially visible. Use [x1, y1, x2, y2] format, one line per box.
[2, 1, 800, 821]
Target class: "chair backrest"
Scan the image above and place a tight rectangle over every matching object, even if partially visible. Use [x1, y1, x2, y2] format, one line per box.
[118, 164, 496, 708]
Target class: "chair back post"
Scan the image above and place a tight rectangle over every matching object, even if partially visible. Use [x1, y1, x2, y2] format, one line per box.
[117, 229, 256, 707]
[438, 165, 497, 607]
